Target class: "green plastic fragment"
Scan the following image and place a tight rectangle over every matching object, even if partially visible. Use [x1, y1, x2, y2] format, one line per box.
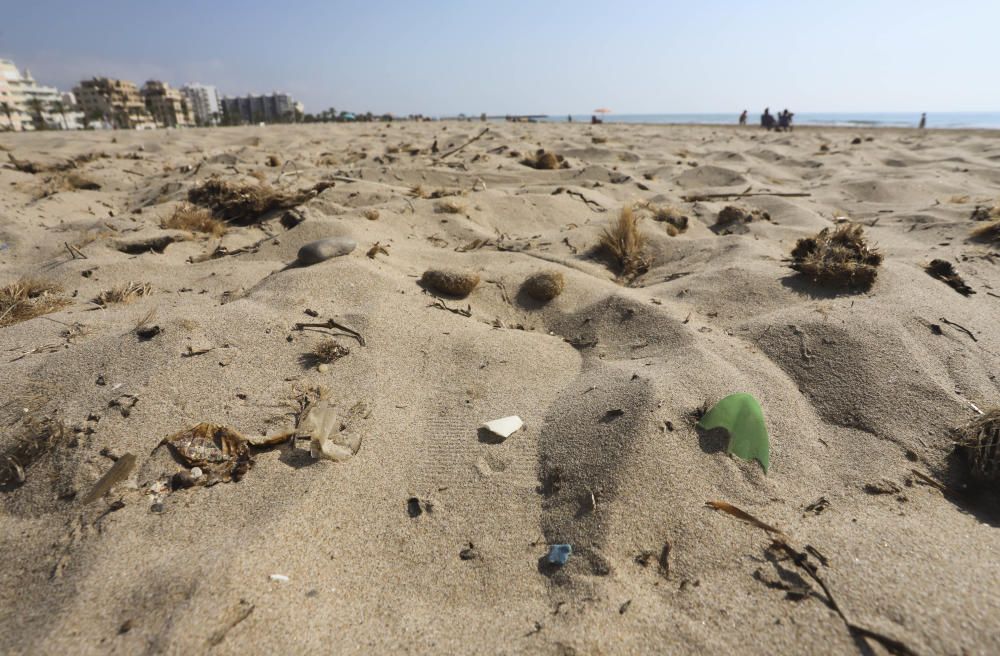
[697, 393, 770, 473]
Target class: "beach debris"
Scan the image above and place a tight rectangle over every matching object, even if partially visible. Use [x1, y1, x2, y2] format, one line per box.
[788, 223, 882, 289]
[480, 416, 524, 443]
[938, 317, 977, 342]
[435, 127, 489, 161]
[420, 268, 480, 297]
[637, 201, 689, 235]
[546, 544, 573, 566]
[265, 154, 280, 167]
[0, 278, 69, 328]
[521, 149, 568, 170]
[430, 299, 472, 317]
[6, 152, 77, 173]
[599, 205, 649, 280]
[269, 574, 289, 583]
[363, 208, 380, 221]
[309, 338, 350, 366]
[521, 271, 565, 302]
[94, 281, 152, 307]
[459, 543, 479, 560]
[162, 423, 253, 484]
[715, 205, 769, 231]
[82, 453, 136, 504]
[187, 177, 334, 225]
[303, 401, 363, 462]
[0, 417, 67, 491]
[551, 186, 606, 212]
[115, 234, 186, 254]
[293, 318, 366, 346]
[707, 500, 919, 656]
[296, 237, 357, 265]
[952, 408, 1000, 484]
[970, 205, 996, 222]
[697, 393, 770, 473]
[207, 599, 255, 647]
[925, 259, 974, 296]
[406, 497, 432, 517]
[366, 242, 389, 259]
[434, 199, 466, 214]
[161, 203, 226, 237]
[970, 219, 1000, 244]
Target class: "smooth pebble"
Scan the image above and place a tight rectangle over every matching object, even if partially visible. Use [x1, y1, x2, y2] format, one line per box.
[297, 237, 356, 265]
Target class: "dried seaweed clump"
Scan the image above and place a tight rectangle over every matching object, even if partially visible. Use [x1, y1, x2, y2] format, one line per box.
[969, 205, 997, 222]
[187, 177, 334, 225]
[788, 223, 882, 289]
[94, 281, 152, 307]
[363, 208, 380, 221]
[970, 219, 1000, 244]
[313, 339, 350, 364]
[926, 259, 974, 296]
[0, 417, 67, 491]
[637, 201, 689, 236]
[161, 203, 227, 237]
[952, 409, 1000, 485]
[599, 205, 648, 280]
[434, 199, 466, 215]
[522, 271, 565, 302]
[420, 269, 480, 297]
[716, 205, 770, 227]
[0, 278, 70, 328]
[521, 150, 568, 170]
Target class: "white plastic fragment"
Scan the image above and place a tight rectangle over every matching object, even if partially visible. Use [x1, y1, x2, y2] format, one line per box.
[481, 416, 524, 441]
[303, 401, 362, 462]
[269, 574, 289, 583]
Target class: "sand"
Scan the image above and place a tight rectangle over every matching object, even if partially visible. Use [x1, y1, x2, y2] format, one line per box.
[1, 121, 998, 655]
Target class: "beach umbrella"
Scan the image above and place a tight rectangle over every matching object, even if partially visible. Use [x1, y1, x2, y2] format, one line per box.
[593, 108, 612, 115]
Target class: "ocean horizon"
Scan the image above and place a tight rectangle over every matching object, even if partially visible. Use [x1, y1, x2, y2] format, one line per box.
[536, 112, 1000, 129]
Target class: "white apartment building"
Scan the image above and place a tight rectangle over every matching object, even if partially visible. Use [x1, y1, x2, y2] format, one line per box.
[0, 58, 68, 130]
[181, 83, 221, 125]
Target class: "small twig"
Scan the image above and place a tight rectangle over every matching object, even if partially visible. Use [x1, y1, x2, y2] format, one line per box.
[552, 187, 606, 212]
[435, 128, 490, 162]
[429, 299, 472, 317]
[939, 317, 977, 342]
[682, 191, 812, 202]
[910, 469, 961, 499]
[64, 242, 88, 259]
[293, 319, 365, 346]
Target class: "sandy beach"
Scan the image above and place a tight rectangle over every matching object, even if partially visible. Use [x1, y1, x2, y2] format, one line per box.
[1, 121, 998, 655]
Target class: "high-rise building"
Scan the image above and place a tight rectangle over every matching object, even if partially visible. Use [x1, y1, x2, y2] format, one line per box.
[74, 77, 156, 129]
[141, 80, 192, 128]
[221, 92, 301, 124]
[181, 83, 221, 126]
[0, 59, 65, 130]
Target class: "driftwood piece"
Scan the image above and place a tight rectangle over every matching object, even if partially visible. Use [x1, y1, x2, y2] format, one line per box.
[435, 128, 490, 162]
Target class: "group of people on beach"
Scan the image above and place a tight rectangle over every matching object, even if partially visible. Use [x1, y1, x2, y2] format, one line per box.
[739, 108, 793, 131]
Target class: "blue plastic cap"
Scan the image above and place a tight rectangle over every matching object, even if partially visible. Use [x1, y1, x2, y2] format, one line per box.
[546, 544, 572, 566]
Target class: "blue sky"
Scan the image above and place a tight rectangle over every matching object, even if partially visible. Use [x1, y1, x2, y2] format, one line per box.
[2, 0, 997, 115]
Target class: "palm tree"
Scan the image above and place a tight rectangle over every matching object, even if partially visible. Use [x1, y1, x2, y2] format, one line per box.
[49, 100, 68, 129]
[26, 97, 46, 129]
[0, 102, 14, 130]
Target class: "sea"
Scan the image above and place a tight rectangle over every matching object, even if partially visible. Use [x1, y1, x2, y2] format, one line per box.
[542, 112, 1000, 129]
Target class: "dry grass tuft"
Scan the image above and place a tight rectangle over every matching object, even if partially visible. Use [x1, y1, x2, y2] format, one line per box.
[716, 205, 769, 227]
[926, 259, 974, 296]
[363, 208, 380, 221]
[789, 223, 882, 289]
[970, 219, 1000, 244]
[187, 177, 334, 225]
[599, 206, 649, 279]
[521, 150, 568, 170]
[408, 184, 428, 199]
[434, 199, 466, 215]
[952, 409, 1000, 485]
[94, 281, 152, 307]
[969, 205, 998, 221]
[0, 279, 70, 327]
[161, 203, 227, 237]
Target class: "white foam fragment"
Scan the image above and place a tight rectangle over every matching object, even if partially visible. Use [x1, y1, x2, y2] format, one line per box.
[481, 416, 524, 440]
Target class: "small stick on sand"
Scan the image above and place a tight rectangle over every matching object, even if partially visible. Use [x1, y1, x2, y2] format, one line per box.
[64, 242, 87, 259]
[82, 453, 137, 504]
[682, 192, 812, 202]
[294, 319, 366, 346]
[939, 317, 977, 342]
[435, 128, 490, 162]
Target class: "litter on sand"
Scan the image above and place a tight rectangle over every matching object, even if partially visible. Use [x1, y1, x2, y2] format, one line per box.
[480, 416, 524, 442]
[546, 544, 573, 566]
[697, 393, 770, 473]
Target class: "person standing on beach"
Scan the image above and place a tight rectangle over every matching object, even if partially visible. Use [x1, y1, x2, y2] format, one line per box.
[739, 110, 747, 125]
[761, 108, 775, 130]
[919, 113, 926, 129]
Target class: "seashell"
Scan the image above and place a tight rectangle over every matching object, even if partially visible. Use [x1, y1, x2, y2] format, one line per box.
[297, 237, 357, 265]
